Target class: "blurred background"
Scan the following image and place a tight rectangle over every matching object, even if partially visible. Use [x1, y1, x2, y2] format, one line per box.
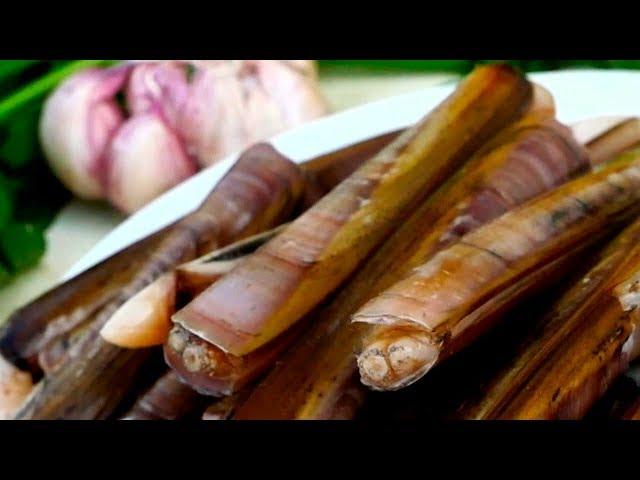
[0, 59, 638, 319]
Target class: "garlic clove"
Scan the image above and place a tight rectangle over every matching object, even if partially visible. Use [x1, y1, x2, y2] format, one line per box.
[250, 60, 329, 126]
[100, 272, 177, 348]
[125, 61, 190, 129]
[178, 63, 250, 167]
[179, 60, 328, 168]
[39, 66, 130, 199]
[238, 62, 288, 143]
[105, 111, 197, 213]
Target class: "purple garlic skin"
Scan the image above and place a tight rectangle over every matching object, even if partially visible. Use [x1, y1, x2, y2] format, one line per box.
[39, 66, 130, 199]
[125, 61, 190, 129]
[105, 111, 197, 214]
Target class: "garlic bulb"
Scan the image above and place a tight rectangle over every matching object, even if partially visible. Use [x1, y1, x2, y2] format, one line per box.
[39, 66, 130, 199]
[40, 60, 328, 213]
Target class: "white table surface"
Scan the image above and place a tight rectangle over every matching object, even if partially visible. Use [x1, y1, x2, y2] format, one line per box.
[0, 72, 456, 323]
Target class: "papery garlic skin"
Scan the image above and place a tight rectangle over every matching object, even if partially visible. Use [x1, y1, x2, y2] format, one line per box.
[39, 66, 130, 199]
[126, 61, 190, 128]
[105, 111, 197, 213]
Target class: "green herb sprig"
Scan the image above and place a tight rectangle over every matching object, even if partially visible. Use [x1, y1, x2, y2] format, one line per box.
[0, 60, 114, 286]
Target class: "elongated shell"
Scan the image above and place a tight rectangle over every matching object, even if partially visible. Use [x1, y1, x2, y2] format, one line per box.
[1, 126, 400, 419]
[101, 225, 287, 350]
[165, 321, 309, 396]
[491, 238, 640, 419]
[13, 144, 304, 420]
[120, 371, 205, 420]
[0, 225, 168, 374]
[579, 118, 640, 163]
[175, 224, 287, 298]
[355, 150, 640, 391]
[461, 216, 640, 420]
[623, 396, 640, 420]
[173, 64, 533, 357]
[202, 390, 250, 420]
[0, 129, 387, 377]
[234, 114, 599, 418]
[497, 294, 638, 419]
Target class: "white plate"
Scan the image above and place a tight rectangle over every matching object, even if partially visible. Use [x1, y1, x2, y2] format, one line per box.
[64, 69, 640, 280]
